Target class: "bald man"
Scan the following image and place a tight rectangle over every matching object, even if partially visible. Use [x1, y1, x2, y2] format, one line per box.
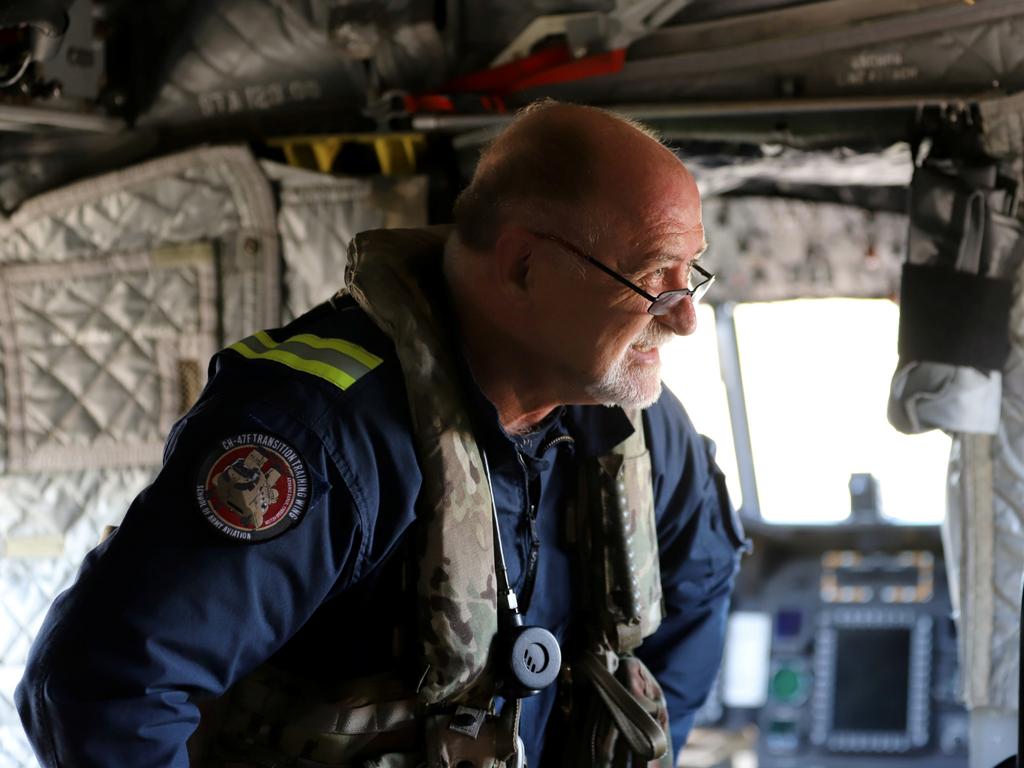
[18, 101, 744, 768]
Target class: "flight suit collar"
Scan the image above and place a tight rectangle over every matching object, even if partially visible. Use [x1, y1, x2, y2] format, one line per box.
[562, 404, 635, 459]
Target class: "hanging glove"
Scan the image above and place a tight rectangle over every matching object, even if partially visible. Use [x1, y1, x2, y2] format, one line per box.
[888, 153, 1024, 435]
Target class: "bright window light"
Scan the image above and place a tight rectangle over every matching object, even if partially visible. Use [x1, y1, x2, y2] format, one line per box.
[662, 304, 743, 509]
[733, 299, 950, 525]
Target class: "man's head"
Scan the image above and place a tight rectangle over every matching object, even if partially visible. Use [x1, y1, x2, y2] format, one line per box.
[448, 100, 706, 417]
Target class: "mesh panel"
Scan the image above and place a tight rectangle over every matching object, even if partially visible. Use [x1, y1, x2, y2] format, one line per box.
[178, 359, 203, 414]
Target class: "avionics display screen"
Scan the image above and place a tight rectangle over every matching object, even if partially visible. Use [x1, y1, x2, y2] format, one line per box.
[833, 628, 911, 732]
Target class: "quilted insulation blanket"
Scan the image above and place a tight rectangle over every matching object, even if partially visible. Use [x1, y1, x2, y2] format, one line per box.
[0, 146, 425, 766]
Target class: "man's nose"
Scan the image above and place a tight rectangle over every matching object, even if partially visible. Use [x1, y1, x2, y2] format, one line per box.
[655, 296, 697, 336]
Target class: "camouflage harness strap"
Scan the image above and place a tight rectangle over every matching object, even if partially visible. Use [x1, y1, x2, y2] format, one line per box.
[575, 407, 664, 653]
[347, 226, 499, 708]
[348, 228, 523, 768]
[566, 407, 673, 767]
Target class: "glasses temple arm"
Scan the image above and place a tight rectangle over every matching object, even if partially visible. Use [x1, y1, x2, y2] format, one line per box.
[581, 253, 659, 302]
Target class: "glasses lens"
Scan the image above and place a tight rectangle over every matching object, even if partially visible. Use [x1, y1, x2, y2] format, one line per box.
[649, 277, 716, 315]
[648, 291, 688, 316]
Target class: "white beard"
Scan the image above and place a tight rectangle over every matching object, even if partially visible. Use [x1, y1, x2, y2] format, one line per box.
[585, 323, 674, 408]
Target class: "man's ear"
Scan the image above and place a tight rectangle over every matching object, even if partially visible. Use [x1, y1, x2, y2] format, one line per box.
[492, 225, 533, 303]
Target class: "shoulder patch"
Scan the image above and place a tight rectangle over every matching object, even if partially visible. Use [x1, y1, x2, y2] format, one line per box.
[196, 433, 310, 542]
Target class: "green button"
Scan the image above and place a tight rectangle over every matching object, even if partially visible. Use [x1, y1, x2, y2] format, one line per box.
[772, 668, 801, 701]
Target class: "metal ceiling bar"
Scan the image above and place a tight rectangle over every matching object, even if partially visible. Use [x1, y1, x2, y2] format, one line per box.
[414, 94, 975, 132]
[0, 104, 124, 133]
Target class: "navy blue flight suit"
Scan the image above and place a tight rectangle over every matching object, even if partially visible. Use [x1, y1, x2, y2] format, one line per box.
[17, 294, 742, 768]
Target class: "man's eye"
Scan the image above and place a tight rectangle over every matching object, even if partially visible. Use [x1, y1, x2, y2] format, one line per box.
[650, 267, 667, 280]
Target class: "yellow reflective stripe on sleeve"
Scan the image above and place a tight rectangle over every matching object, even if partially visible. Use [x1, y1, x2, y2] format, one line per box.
[228, 331, 382, 391]
[283, 333, 384, 369]
[253, 330, 276, 348]
[229, 341, 358, 391]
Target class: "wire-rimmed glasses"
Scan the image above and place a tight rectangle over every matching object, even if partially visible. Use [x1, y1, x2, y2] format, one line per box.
[530, 231, 715, 316]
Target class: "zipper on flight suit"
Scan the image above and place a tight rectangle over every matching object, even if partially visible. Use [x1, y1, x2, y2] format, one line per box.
[514, 449, 541, 615]
[514, 434, 576, 615]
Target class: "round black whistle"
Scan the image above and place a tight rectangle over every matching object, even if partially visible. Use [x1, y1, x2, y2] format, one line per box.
[495, 610, 561, 700]
[506, 622, 561, 697]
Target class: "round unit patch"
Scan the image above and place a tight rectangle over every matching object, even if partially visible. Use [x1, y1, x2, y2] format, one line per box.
[196, 433, 309, 542]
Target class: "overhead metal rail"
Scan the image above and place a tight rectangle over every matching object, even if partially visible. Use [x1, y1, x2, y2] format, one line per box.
[412, 94, 986, 132]
[0, 103, 124, 133]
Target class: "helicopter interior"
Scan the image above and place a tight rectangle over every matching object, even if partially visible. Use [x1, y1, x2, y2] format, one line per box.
[0, 2, 1022, 767]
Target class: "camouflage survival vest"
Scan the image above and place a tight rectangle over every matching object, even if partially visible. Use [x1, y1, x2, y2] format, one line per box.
[197, 227, 673, 768]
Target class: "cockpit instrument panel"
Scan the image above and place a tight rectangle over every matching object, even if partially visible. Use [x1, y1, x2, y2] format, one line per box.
[701, 523, 968, 768]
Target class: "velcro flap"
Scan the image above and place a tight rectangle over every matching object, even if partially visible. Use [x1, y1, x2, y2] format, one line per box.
[898, 263, 1013, 371]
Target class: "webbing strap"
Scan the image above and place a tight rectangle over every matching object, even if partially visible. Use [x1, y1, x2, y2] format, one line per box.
[229, 330, 383, 391]
[578, 652, 669, 761]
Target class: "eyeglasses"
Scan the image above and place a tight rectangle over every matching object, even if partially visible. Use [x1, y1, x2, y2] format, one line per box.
[530, 231, 716, 316]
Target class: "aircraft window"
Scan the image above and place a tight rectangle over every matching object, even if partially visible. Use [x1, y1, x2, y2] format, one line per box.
[662, 303, 743, 509]
[733, 299, 951, 525]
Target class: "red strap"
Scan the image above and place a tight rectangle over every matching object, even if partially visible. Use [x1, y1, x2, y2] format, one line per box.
[407, 45, 627, 114]
[443, 45, 573, 94]
[508, 49, 626, 92]
[403, 94, 508, 114]
[405, 94, 454, 113]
